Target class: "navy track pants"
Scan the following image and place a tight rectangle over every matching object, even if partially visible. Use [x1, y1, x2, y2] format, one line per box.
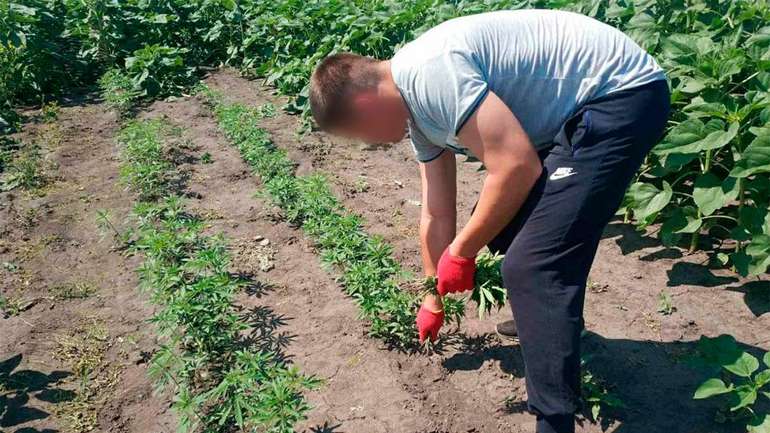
[485, 80, 670, 433]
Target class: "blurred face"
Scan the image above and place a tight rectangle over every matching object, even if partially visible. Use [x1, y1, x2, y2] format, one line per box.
[329, 91, 408, 144]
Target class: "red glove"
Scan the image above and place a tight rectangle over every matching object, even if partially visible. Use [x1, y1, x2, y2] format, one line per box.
[436, 247, 476, 296]
[416, 304, 445, 343]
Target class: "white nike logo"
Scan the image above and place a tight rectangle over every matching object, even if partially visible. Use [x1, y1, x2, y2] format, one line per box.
[549, 167, 577, 181]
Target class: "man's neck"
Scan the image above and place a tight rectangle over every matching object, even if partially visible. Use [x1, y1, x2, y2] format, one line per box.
[376, 60, 410, 123]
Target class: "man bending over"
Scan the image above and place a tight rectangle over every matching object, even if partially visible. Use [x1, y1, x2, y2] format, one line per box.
[309, 9, 669, 433]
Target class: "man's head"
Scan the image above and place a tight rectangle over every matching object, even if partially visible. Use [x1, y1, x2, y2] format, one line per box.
[309, 53, 408, 144]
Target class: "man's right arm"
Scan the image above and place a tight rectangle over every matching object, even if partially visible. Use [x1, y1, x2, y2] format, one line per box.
[419, 149, 457, 280]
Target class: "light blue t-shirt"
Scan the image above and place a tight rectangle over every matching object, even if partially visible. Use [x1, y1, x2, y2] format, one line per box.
[390, 9, 666, 162]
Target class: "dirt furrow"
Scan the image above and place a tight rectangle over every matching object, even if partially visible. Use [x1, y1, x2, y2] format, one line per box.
[0, 100, 174, 433]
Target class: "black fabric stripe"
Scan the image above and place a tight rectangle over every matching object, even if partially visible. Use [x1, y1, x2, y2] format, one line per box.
[418, 148, 447, 163]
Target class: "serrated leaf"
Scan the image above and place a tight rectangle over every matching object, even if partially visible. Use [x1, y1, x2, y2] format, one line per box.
[725, 352, 760, 378]
[694, 378, 733, 399]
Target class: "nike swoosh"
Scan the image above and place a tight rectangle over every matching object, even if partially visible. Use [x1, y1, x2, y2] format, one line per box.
[550, 172, 577, 180]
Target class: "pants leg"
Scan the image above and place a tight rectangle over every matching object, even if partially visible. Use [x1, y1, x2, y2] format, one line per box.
[491, 80, 670, 433]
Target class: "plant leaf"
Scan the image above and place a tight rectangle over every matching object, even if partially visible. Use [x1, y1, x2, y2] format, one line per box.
[731, 131, 770, 178]
[755, 369, 770, 388]
[626, 181, 673, 221]
[730, 385, 757, 411]
[693, 378, 732, 399]
[693, 173, 736, 216]
[725, 352, 760, 378]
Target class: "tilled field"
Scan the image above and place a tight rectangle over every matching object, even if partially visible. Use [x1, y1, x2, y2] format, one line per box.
[1, 70, 768, 433]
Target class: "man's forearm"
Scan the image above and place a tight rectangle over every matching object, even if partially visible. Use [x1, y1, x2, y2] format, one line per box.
[419, 214, 456, 276]
[452, 164, 541, 257]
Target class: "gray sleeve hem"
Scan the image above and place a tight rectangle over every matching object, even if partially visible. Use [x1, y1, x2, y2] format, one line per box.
[454, 86, 489, 136]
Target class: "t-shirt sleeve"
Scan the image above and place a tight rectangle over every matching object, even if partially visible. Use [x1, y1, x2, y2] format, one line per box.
[409, 122, 446, 163]
[415, 51, 490, 138]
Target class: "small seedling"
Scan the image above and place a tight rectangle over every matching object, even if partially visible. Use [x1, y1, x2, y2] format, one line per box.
[200, 152, 213, 164]
[50, 281, 97, 300]
[581, 355, 624, 422]
[657, 290, 676, 315]
[41, 101, 60, 122]
[257, 103, 276, 118]
[0, 294, 34, 317]
[96, 209, 133, 247]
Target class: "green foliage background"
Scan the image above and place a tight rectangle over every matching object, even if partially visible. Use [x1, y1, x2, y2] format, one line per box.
[2, 0, 770, 275]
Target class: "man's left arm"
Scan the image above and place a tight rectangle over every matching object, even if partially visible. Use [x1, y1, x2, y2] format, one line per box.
[450, 90, 542, 258]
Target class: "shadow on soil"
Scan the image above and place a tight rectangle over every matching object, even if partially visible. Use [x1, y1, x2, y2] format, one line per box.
[726, 280, 770, 317]
[602, 221, 660, 255]
[0, 353, 73, 432]
[441, 330, 765, 433]
[304, 421, 343, 433]
[238, 276, 297, 363]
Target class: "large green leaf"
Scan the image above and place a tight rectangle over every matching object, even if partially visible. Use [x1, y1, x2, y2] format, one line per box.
[654, 119, 737, 156]
[693, 378, 732, 399]
[731, 129, 770, 178]
[626, 181, 673, 221]
[693, 174, 738, 216]
[724, 352, 760, 378]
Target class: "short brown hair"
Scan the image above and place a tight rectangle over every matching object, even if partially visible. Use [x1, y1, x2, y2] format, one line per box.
[309, 53, 381, 130]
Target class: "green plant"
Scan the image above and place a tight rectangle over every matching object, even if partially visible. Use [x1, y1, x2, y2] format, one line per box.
[95, 209, 132, 246]
[50, 281, 97, 300]
[692, 335, 770, 431]
[200, 151, 213, 164]
[99, 69, 140, 115]
[657, 290, 676, 315]
[40, 101, 59, 122]
[581, 353, 625, 422]
[124, 44, 194, 98]
[116, 118, 317, 433]
[116, 119, 174, 200]
[0, 294, 28, 317]
[0, 142, 47, 191]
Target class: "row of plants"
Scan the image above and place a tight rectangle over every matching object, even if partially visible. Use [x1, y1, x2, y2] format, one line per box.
[4, 0, 769, 274]
[113, 118, 319, 433]
[197, 84, 507, 348]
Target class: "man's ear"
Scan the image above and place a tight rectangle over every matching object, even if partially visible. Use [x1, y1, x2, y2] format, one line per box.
[351, 91, 378, 115]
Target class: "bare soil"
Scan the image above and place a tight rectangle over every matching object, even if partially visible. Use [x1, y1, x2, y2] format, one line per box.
[1, 68, 768, 433]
